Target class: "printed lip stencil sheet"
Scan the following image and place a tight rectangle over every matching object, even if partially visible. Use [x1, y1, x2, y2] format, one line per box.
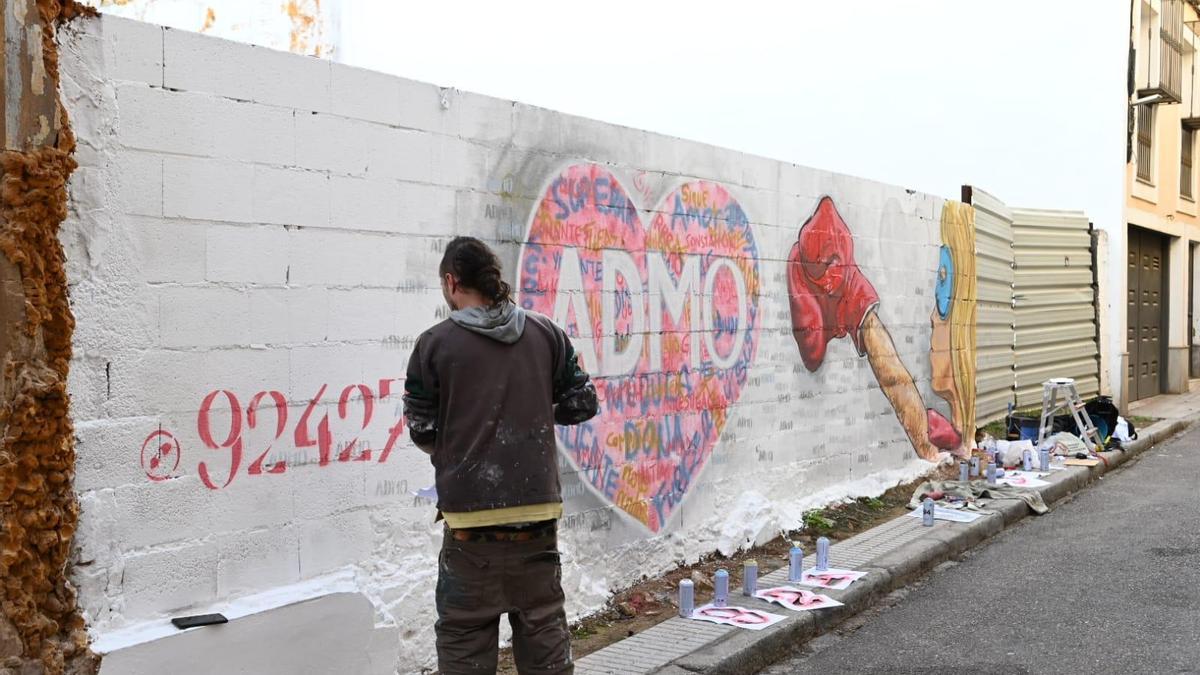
[905, 504, 984, 523]
[996, 470, 1051, 488]
[688, 604, 787, 631]
[755, 586, 843, 612]
[798, 568, 868, 591]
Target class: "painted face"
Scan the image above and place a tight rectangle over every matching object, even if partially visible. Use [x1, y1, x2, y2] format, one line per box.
[935, 245, 954, 320]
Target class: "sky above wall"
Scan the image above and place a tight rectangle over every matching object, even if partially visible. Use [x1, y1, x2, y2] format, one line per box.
[88, 0, 1131, 228]
[339, 0, 1130, 228]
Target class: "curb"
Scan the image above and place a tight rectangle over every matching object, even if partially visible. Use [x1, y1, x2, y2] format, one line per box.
[638, 414, 1199, 675]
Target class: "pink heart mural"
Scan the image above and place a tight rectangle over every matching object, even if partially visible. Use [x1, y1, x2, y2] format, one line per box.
[518, 164, 761, 532]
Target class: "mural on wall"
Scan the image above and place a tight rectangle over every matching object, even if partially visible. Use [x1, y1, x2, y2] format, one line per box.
[786, 197, 977, 459]
[517, 163, 761, 533]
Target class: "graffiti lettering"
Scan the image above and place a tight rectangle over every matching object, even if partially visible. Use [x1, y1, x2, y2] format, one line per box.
[519, 164, 760, 532]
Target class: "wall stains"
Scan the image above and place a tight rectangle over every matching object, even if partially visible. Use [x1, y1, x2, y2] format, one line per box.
[0, 1, 97, 673]
[82, 0, 334, 57]
[285, 0, 321, 56]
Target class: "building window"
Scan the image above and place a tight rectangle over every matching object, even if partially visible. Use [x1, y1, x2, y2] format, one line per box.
[1161, 0, 1185, 102]
[1138, 103, 1155, 183]
[1183, 126, 1195, 199]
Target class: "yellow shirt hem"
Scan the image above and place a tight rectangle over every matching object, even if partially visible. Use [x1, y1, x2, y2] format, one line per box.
[442, 503, 563, 529]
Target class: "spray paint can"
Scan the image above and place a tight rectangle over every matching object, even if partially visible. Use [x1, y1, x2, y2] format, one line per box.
[970, 455, 980, 477]
[1039, 448, 1051, 472]
[788, 546, 804, 583]
[679, 579, 694, 618]
[922, 497, 935, 527]
[1022, 448, 1033, 472]
[815, 537, 830, 571]
[959, 461, 969, 483]
[714, 569, 729, 607]
[743, 560, 758, 596]
[986, 462, 998, 486]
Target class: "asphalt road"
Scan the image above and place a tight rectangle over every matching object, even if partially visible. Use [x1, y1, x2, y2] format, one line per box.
[763, 426, 1200, 675]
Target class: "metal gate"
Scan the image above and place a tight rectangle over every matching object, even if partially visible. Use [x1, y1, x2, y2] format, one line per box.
[1011, 208, 1102, 408]
[964, 187, 1015, 424]
[1127, 225, 1167, 401]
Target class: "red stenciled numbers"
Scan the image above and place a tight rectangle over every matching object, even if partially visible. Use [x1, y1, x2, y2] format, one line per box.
[337, 384, 375, 462]
[197, 390, 243, 490]
[246, 390, 288, 475]
[186, 378, 406, 489]
[295, 383, 333, 466]
[376, 378, 405, 464]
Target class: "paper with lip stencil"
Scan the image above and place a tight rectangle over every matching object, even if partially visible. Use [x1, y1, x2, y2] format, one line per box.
[688, 604, 787, 631]
[798, 568, 868, 591]
[755, 586, 843, 612]
[905, 504, 983, 523]
[996, 470, 1051, 488]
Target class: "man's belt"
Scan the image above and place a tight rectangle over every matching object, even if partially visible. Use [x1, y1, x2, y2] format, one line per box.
[448, 520, 556, 543]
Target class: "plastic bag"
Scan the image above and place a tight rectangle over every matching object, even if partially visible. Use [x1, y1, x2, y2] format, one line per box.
[1114, 417, 1134, 444]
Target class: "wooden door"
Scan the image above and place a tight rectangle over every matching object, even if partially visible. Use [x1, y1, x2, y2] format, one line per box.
[1127, 227, 1166, 401]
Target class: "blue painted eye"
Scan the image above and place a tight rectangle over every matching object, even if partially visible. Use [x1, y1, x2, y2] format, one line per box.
[935, 245, 953, 319]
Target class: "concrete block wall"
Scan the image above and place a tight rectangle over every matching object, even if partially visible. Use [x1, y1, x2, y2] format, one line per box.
[58, 15, 968, 674]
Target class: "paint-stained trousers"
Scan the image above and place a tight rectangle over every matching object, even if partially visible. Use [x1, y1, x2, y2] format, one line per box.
[436, 523, 573, 675]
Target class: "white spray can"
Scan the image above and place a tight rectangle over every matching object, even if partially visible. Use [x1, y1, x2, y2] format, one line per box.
[679, 579, 694, 618]
[815, 537, 830, 571]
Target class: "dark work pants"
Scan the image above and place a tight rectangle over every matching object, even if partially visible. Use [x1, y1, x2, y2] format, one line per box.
[435, 526, 573, 675]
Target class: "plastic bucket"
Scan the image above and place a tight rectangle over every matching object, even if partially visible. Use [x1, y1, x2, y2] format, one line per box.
[1006, 413, 1077, 441]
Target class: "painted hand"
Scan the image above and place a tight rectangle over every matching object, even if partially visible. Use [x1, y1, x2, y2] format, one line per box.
[926, 409, 963, 451]
[787, 197, 880, 371]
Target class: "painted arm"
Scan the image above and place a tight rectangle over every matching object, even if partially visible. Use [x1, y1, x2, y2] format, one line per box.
[861, 310, 937, 461]
[787, 197, 960, 462]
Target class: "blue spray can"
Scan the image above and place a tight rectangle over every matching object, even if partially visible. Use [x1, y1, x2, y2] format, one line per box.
[922, 497, 935, 526]
[1039, 448, 1050, 472]
[970, 455, 980, 477]
[714, 569, 729, 607]
[986, 462, 998, 486]
[959, 461, 969, 483]
[679, 579, 694, 618]
[788, 546, 804, 583]
[743, 560, 758, 596]
[1022, 448, 1033, 472]
[815, 537, 830, 571]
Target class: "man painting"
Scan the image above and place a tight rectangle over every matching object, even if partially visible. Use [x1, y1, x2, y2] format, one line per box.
[404, 236, 599, 675]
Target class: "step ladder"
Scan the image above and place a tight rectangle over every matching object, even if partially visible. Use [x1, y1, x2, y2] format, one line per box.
[1036, 378, 1102, 453]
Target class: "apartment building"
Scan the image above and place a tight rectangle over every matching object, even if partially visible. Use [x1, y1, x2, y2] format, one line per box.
[1127, 0, 1200, 401]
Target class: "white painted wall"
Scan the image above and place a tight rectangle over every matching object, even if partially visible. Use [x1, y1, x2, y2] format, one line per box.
[62, 15, 958, 673]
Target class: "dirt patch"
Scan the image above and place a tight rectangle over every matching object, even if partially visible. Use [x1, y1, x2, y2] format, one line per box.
[1126, 415, 1159, 430]
[494, 465, 955, 674]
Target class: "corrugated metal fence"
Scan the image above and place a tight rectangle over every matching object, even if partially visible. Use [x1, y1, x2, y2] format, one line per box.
[964, 188, 1102, 424]
[1010, 208, 1101, 408]
[969, 188, 1016, 424]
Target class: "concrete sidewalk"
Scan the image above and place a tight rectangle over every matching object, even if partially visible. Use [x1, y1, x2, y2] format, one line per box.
[1128, 379, 1200, 421]
[573, 409, 1200, 675]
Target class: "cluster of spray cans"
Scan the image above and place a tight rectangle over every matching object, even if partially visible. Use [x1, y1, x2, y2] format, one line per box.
[680, 537, 832, 617]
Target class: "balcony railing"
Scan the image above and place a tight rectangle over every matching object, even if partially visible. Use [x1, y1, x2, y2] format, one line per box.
[1141, 0, 1186, 103]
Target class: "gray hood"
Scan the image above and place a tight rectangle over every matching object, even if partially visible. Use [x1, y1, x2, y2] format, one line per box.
[449, 301, 526, 344]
